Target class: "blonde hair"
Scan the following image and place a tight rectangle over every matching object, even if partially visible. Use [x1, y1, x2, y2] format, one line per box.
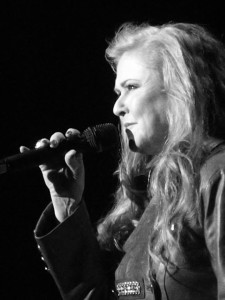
[97, 23, 225, 264]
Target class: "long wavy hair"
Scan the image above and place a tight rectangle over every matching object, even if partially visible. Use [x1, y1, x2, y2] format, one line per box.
[97, 22, 225, 264]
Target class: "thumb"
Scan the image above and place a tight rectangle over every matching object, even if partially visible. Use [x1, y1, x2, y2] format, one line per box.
[65, 150, 84, 179]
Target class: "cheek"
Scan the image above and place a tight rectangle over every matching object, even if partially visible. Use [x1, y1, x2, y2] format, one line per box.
[141, 105, 168, 140]
[139, 108, 155, 131]
[145, 98, 168, 128]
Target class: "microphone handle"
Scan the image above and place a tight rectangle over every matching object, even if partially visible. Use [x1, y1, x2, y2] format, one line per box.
[0, 123, 119, 175]
[0, 135, 89, 174]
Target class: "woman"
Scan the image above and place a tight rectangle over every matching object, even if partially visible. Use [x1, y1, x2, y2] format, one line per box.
[22, 23, 225, 299]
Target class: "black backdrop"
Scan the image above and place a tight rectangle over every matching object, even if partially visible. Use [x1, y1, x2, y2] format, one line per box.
[1, 1, 224, 299]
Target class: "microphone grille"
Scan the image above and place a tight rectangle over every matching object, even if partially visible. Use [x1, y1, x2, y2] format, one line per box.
[82, 123, 119, 152]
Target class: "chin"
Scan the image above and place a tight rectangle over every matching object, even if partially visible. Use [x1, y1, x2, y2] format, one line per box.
[128, 139, 149, 154]
[126, 130, 151, 154]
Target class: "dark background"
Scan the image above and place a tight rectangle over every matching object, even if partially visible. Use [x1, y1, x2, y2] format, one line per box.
[0, 0, 224, 298]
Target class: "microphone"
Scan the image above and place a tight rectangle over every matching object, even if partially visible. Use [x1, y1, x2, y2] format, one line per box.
[0, 123, 119, 174]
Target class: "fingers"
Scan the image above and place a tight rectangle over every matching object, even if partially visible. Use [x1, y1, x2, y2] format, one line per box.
[65, 128, 81, 140]
[34, 134, 64, 171]
[35, 138, 50, 149]
[21, 129, 81, 167]
[20, 146, 30, 153]
[34, 129, 80, 151]
[35, 131, 66, 150]
[50, 132, 66, 148]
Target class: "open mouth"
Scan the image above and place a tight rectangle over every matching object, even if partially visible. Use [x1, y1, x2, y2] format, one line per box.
[125, 129, 137, 152]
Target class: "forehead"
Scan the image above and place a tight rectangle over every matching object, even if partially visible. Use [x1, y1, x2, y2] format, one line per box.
[115, 50, 160, 84]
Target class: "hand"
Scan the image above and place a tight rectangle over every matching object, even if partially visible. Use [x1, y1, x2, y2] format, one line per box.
[20, 129, 85, 222]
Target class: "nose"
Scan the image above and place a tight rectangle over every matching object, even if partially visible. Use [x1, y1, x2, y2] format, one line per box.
[113, 95, 127, 117]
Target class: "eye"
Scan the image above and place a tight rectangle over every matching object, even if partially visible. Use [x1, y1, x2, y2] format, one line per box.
[126, 84, 138, 91]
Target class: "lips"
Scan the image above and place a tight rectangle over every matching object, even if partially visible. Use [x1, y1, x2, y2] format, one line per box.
[124, 122, 136, 129]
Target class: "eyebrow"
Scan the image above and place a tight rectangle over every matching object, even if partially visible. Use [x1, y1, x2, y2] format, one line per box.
[114, 79, 135, 94]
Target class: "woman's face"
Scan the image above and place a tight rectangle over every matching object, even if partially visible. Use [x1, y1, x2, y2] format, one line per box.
[113, 51, 169, 155]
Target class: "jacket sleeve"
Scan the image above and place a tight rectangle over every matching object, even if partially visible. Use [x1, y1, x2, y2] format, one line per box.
[201, 164, 225, 299]
[34, 201, 118, 300]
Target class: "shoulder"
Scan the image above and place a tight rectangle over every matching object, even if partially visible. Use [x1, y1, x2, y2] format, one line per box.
[200, 141, 225, 192]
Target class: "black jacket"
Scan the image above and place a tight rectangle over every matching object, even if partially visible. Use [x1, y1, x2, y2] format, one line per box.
[34, 142, 225, 299]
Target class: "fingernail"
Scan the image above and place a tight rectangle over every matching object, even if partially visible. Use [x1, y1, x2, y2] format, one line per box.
[51, 140, 58, 147]
[35, 140, 42, 149]
[66, 130, 73, 136]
